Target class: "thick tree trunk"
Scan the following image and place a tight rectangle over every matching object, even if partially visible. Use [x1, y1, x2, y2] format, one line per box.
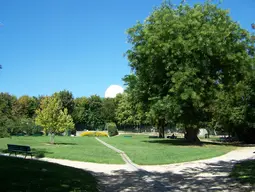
[158, 119, 165, 138]
[185, 127, 200, 142]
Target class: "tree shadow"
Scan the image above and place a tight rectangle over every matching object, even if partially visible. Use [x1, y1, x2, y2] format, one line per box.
[32, 148, 53, 158]
[95, 160, 254, 192]
[0, 156, 99, 192]
[143, 138, 254, 147]
[143, 138, 204, 146]
[230, 159, 255, 184]
[54, 142, 77, 146]
[0, 148, 53, 158]
[43, 142, 77, 146]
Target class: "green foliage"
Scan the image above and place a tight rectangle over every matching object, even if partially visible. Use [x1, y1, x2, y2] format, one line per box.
[54, 90, 74, 114]
[101, 98, 117, 123]
[124, 1, 255, 141]
[72, 96, 89, 126]
[87, 95, 105, 130]
[106, 122, 118, 137]
[35, 96, 74, 135]
[73, 95, 105, 130]
[12, 95, 38, 118]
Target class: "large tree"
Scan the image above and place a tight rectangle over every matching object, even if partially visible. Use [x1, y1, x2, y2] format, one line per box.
[54, 90, 74, 115]
[87, 95, 104, 130]
[12, 95, 38, 118]
[102, 98, 117, 123]
[125, 1, 255, 141]
[35, 96, 74, 143]
[72, 96, 89, 128]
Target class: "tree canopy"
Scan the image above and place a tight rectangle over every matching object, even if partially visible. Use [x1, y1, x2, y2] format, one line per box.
[35, 96, 74, 143]
[124, 1, 255, 141]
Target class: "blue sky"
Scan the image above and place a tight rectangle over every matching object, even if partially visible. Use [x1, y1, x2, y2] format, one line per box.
[0, 0, 254, 98]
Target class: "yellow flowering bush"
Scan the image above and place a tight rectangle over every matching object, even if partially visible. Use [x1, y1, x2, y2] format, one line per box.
[80, 131, 108, 137]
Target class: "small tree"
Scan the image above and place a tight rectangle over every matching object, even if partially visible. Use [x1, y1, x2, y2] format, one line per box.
[35, 96, 74, 144]
[106, 122, 118, 137]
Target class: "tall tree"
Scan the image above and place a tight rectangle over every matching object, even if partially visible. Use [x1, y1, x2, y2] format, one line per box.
[125, 1, 255, 141]
[12, 95, 38, 118]
[87, 95, 104, 130]
[0, 93, 17, 137]
[35, 96, 74, 143]
[102, 98, 117, 123]
[72, 97, 90, 129]
[54, 90, 74, 115]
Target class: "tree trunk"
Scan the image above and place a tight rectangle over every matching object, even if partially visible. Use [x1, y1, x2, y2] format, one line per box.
[49, 133, 55, 144]
[185, 127, 200, 142]
[158, 119, 165, 138]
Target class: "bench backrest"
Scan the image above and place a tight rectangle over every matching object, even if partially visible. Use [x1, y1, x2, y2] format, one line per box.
[7, 144, 31, 152]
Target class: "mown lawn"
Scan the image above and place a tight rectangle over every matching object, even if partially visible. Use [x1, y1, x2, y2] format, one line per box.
[230, 159, 255, 185]
[0, 156, 99, 192]
[101, 135, 236, 165]
[0, 136, 123, 164]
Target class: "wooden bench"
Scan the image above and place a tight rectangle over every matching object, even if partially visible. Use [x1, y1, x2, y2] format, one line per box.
[7, 144, 33, 158]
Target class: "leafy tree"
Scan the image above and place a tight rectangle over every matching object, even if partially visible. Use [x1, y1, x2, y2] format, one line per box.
[54, 90, 74, 115]
[35, 96, 74, 143]
[101, 98, 117, 123]
[12, 95, 38, 118]
[125, 1, 255, 141]
[0, 93, 17, 137]
[115, 93, 134, 126]
[87, 95, 104, 130]
[72, 97, 89, 127]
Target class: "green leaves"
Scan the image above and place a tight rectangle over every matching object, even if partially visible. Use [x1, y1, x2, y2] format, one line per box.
[35, 96, 74, 134]
[124, 0, 255, 137]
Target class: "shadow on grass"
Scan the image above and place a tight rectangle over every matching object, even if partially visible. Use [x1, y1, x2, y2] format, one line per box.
[0, 156, 99, 192]
[43, 142, 77, 146]
[96, 160, 254, 192]
[32, 148, 53, 158]
[143, 138, 204, 146]
[143, 138, 253, 147]
[0, 148, 53, 158]
[230, 159, 255, 184]
[54, 142, 77, 146]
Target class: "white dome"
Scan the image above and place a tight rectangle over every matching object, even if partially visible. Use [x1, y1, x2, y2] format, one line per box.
[105, 85, 124, 98]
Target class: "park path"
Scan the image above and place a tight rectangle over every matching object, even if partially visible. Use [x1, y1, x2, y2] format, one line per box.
[1, 143, 255, 191]
[94, 138, 255, 192]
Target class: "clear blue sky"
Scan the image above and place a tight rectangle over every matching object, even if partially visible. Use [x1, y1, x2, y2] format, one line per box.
[0, 0, 254, 98]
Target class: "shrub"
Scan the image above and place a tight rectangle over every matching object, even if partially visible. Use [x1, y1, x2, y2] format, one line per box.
[95, 131, 108, 137]
[106, 122, 118, 137]
[80, 131, 108, 137]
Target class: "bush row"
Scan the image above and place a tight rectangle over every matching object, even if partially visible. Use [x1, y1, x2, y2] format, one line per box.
[80, 131, 108, 137]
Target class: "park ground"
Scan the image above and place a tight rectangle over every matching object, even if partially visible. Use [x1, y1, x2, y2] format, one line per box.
[0, 135, 255, 191]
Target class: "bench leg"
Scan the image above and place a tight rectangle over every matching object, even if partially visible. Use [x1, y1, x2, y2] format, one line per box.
[15, 151, 17, 156]
[25, 154, 27, 159]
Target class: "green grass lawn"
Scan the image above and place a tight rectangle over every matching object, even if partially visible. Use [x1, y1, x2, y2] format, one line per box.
[230, 160, 255, 185]
[0, 156, 99, 192]
[101, 135, 236, 165]
[0, 136, 123, 164]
